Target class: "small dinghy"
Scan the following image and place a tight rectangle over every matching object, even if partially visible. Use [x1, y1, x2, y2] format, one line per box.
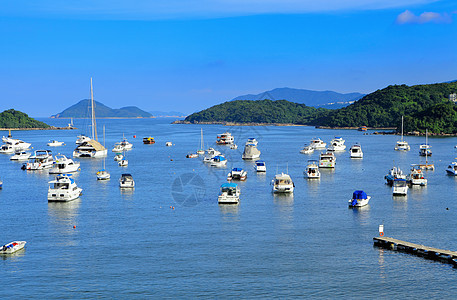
[1, 241, 26, 254]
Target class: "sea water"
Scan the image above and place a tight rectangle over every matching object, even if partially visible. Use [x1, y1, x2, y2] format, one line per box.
[1, 118, 457, 298]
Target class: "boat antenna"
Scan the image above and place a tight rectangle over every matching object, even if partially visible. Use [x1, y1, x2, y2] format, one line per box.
[287, 162, 289, 174]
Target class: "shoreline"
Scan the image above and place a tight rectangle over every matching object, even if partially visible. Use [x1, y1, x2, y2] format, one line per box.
[172, 120, 309, 126]
[0, 126, 77, 131]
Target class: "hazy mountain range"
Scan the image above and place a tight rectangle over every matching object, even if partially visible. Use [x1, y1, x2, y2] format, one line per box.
[231, 87, 364, 109]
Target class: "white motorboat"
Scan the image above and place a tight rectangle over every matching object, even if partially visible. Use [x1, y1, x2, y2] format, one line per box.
[392, 178, 408, 196]
[1, 137, 31, 152]
[119, 135, 133, 150]
[73, 78, 108, 158]
[114, 153, 123, 161]
[227, 168, 247, 181]
[408, 165, 427, 186]
[210, 155, 227, 167]
[417, 129, 434, 170]
[385, 166, 406, 185]
[47, 140, 64, 147]
[304, 160, 320, 179]
[10, 151, 30, 161]
[166, 142, 173, 146]
[216, 132, 234, 145]
[112, 143, 124, 152]
[395, 116, 410, 151]
[300, 145, 314, 154]
[119, 173, 135, 188]
[349, 190, 371, 207]
[310, 138, 327, 150]
[1, 241, 26, 254]
[327, 137, 346, 151]
[203, 148, 221, 163]
[49, 154, 80, 174]
[76, 135, 91, 145]
[230, 144, 238, 150]
[119, 159, 128, 166]
[186, 153, 198, 158]
[242, 142, 261, 160]
[24, 150, 54, 170]
[272, 173, 294, 193]
[0, 178, 2, 189]
[47, 174, 83, 202]
[254, 160, 266, 172]
[446, 162, 457, 176]
[319, 152, 336, 168]
[349, 144, 363, 158]
[419, 144, 432, 156]
[0, 144, 15, 154]
[218, 183, 240, 204]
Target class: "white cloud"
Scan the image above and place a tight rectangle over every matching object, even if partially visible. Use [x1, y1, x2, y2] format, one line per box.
[396, 10, 453, 24]
[1, 0, 439, 20]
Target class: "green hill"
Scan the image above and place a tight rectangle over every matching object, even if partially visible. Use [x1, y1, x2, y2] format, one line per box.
[52, 100, 153, 118]
[320, 82, 457, 132]
[185, 100, 330, 124]
[0, 109, 50, 128]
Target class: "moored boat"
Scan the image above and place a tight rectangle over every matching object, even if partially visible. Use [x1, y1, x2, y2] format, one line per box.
[300, 145, 314, 154]
[242, 141, 261, 160]
[304, 160, 320, 179]
[47, 140, 64, 147]
[254, 160, 266, 172]
[25, 150, 54, 170]
[0, 241, 26, 254]
[143, 137, 155, 144]
[408, 165, 427, 186]
[47, 174, 83, 202]
[385, 166, 406, 185]
[446, 162, 457, 176]
[272, 173, 294, 193]
[349, 144, 363, 158]
[210, 155, 227, 167]
[10, 151, 30, 161]
[218, 183, 240, 204]
[327, 137, 346, 151]
[119, 173, 135, 188]
[49, 154, 80, 174]
[392, 178, 408, 196]
[227, 168, 247, 181]
[203, 148, 221, 163]
[216, 132, 234, 145]
[349, 190, 371, 207]
[310, 138, 326, 150]
[319, 152, 336, 168]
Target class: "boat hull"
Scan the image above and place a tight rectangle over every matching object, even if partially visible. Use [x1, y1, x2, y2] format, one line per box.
[48, 187, 82, 202]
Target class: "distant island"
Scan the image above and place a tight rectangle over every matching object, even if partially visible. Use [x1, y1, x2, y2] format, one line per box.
[231, 87, 364, 109]
[180, 81, 457, 134]
[0, 109, 51, 129]
[51, 99, 153, 118]
[149, 110, 187, 118]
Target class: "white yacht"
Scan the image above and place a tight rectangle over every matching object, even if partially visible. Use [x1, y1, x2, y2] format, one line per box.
[47, 140, 64, 147]
[166, 142, 173, 147]
[47, 174, 83, 202]
[216, 132, 234, 145]
[10, 151, 30, 161]
[119, 173, 135, 188]
[119, 136, 133, 150]
[24, 150, 54, 170]
[210, 155, 227, 167]
[1, 137, 31, 152]
[393, 178, 408, 196]
[395, 116, 410, 151]
[96, 169, 110, 180]
[419, 144, 432, 157]
[197, 129, 205, 155]
[1, 241, 26, 255]
[0, 144, 15, 154]
[73, 78, 108, 158]
[327, 137, 346, 151]
[112, 143, 124, 152]
[349, 144, 363, 158]
[446, 162, 457, 176]
[254, 160, 266, 172]
[272, 173, 294, 193]
[300, 145, 314, 154]
[49, 154, 80, 174]
[408, 165, 427, 186]
[319, 152, 336, 168]
[304, 160, 320, 179]
[230, 144, 238, 150]
[385, 166, 406, 185]
[349, 190, 371, 207]
[114, 153, 123, 161]
[218, 183, 240, 204]
[227, 168, 247, 181]
[310, 138, 327, 150]
[76, 135, 91, 145]
[203, 148, 221, 163]
[242, 141, 261, 160]
[119, 159, 128, 167]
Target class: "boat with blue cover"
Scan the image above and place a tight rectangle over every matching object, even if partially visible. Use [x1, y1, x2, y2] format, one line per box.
[349, 190, 371, 207]
[218, 182, 240, 204]
[227, 168, 247, 181]
[210, 155, 227, 167]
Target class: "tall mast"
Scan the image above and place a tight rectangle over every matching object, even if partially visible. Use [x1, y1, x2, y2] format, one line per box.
[425, 129, 428, 164]
[401, 115, 404, 142]
[90, 77, 98, 141]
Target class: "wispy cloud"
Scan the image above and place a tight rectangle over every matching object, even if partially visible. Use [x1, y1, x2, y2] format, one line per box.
[396, 10, 453, 24]
[2, 0, 438, 20]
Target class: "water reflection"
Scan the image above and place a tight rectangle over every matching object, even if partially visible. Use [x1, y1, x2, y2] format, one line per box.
[120, 187, 135, 200]
[47, 199, 81, 244]
[350, 205, 371, 225]
[1, 249, 26, 261]
[273, 193, 294, 230]
[218, 203, 240, 223]
[376, 247, 387, 279]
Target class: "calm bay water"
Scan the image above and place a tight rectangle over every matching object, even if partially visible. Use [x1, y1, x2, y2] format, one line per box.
[2, 118, 457, 298]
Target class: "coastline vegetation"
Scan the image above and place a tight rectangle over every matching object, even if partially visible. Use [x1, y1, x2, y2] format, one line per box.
[0, 109, 50, 129]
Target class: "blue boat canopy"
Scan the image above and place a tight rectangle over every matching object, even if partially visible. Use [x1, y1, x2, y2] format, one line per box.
[353, 190, 367, 199]
[213, 155, 226, 161]
[221, 183, 238, 188]
[232, 168, 243, 171]
[256, 161, 265, 165]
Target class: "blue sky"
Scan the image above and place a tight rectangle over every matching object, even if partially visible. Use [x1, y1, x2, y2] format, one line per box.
[1, 0, 456, 116]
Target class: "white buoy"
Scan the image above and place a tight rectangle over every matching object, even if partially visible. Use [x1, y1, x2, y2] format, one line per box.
[379, 224, 384, 236]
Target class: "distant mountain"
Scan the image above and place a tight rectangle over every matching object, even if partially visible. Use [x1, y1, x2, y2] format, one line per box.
[0, 109, 50, 128]
[149, 110, 187, 118]
[231, 87, 364, 108]
[51, 100, 153, 118]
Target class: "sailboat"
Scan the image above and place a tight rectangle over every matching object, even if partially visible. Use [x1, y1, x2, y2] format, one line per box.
[418, 129, 435, 170]
[119, 150, 128, 166]
[197, 128, 205, 155]
[394, 116, 410, 151]
[73, 78, 108, 158]
[97, 126, 110, 180]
